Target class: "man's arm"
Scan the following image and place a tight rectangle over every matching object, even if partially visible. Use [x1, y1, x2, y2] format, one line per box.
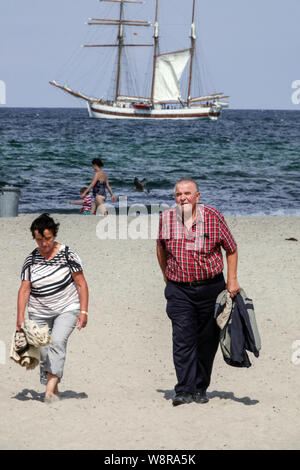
[156, 243, 168, 283]
[226, 249, 241, 298]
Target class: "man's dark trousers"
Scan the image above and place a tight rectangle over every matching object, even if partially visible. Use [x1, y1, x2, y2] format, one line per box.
[165, 274, 226, 394]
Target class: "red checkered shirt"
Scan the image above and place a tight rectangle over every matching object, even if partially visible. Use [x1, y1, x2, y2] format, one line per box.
[157, 204, 237, 282]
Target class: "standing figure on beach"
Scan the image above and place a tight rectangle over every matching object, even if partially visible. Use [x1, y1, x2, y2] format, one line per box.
[16, 213, 89, 403]
[156, 178, 240, 407]
[69, 187, 92, 214]
[81, 158, 116, 215]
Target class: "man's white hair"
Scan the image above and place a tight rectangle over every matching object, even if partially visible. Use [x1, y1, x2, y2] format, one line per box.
[174, 178, 200, 194]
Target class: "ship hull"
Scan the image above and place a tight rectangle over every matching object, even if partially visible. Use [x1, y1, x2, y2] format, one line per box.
[87, 102, 222, 120]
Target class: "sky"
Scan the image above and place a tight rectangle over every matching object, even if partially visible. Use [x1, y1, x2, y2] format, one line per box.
[0, 0, 300, 109]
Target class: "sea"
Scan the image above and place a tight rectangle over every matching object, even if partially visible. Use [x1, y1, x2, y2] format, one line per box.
[0, 107, 299, 216]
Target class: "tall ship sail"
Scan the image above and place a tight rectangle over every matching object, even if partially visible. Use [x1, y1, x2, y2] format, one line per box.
[50, 0, 229, 120]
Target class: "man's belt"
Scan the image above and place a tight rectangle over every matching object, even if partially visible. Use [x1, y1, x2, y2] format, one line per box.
[168, 272, 224, 287]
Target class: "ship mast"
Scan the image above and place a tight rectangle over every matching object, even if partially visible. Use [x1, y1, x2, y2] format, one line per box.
[150, 0, 159, 104]
[115, 0, 124, 101]
[85, 0, 152, 102]
[187, 0, 196, 107]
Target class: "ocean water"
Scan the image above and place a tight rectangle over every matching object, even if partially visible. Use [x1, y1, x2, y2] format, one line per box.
[0, 107, 299, 216]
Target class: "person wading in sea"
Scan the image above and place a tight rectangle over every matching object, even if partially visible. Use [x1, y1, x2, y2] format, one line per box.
[81, 158, 116, 215]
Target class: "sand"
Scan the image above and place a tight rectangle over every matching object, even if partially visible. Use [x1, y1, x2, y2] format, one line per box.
[0, 214, 300, 450]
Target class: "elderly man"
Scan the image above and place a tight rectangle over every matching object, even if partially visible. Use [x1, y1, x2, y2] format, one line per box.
[157, 178, 240, 406]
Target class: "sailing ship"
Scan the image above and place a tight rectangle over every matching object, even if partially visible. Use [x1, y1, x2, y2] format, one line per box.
[50, 0, 229, 120]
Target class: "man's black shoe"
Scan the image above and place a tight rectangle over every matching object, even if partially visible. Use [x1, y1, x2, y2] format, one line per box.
[172, 392, 193, 407]
[193, 390, 209, 404]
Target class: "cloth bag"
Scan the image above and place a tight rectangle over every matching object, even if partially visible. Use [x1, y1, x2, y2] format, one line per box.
[10, 320, 51, 370]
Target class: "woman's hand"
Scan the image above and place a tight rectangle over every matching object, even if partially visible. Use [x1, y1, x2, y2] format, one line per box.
[111, 194, 117, 203]
[76, 313, 88, 330]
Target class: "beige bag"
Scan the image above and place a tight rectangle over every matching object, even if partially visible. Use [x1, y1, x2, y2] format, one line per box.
[10, 320, 51, 370]
[10, 332, 40, 370]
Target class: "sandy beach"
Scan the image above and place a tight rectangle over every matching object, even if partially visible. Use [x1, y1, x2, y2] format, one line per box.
[1, 213, 300, 450]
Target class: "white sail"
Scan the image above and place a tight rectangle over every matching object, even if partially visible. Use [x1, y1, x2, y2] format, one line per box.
[153, 49, 190, 102]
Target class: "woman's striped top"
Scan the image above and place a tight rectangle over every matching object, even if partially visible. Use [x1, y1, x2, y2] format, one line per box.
[21, 244, 83, 317]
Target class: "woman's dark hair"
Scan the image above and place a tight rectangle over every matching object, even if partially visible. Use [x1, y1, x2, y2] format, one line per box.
[30, 213, 60, 239]
[92, 158, 104, 168]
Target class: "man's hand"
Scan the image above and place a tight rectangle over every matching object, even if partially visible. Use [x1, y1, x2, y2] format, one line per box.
[226, 278, 241, 298]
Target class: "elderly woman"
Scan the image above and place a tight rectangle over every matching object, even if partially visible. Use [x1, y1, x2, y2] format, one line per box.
[16, 213, 88, 403]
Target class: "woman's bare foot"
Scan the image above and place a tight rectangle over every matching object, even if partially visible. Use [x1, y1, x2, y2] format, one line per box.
[44, 391, 60, 404]
[45, 372, 60, 403]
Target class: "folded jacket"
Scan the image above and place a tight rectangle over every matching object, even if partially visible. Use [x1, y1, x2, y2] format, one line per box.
[215, 288, 261, 368]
